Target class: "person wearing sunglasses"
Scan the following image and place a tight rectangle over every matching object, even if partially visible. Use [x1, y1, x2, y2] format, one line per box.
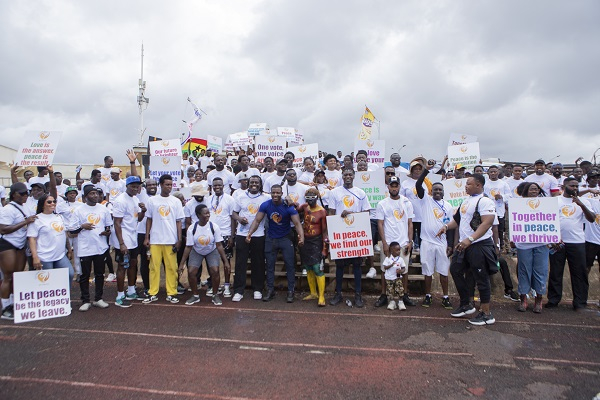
[0, 182, 37, 320]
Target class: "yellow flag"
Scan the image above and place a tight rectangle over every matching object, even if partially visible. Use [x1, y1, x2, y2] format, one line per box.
[358, 106, 375, 140]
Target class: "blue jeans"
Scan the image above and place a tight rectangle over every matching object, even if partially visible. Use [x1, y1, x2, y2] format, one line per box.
[517, 246, 549, 295]
[265, 236, 296, 292]
[41, 255, 74, 284]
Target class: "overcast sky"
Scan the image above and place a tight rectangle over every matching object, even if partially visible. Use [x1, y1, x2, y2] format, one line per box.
[1, 1, 599, 166]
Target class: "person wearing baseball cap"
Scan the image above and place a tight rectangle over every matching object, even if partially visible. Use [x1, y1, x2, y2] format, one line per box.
[524, 159, 560, 197]
[106, 167, 126, 202]
[264, 158, 288, 193]
[55, 185, 84, 281]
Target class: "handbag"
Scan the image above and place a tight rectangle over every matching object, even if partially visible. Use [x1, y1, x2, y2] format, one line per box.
[469, 198, 483, 231]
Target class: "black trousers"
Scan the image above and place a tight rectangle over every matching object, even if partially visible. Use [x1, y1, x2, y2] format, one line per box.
[548, 242, 588, 308]
[498, 256, 514, 293]
[585, 241, 600, 271]
[450, 239, 494, 306]
[137, 233, 150, 290]
[233, 235, 265, 294]
[80, 254, 105, 303]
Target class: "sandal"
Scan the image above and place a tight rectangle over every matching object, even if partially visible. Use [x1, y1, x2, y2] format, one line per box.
[166, 295, 179, 304]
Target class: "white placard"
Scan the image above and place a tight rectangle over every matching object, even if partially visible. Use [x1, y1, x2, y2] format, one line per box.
[287, 143, 318, 168]
[442, 178, 469, 211]
[14, 269, 71, 323]
[207, 134, 223, 154]
[448, 133, 478, 147]
[508, 197, 561, 244]
[149, 138, 182, 158]
[354, 139, 385, 167]
[354, 172, 387, 210]
[448, 142, 480, 172]
[149, 156, 182, 189]
[327, 212, 373, 260]
[277, 127, 296, 138]
[254, 136, 287, 164]
[227, 132, 252, 148]
[287, 129, 304, 145]
[15, 131, 62, 167]
[247, 123, 269, 137]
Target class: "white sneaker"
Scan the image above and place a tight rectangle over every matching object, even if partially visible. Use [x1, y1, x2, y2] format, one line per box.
[374, 244, 381, 253]
[92, 299, 109, 309]
[398, 300, 406, 311]
[253, 291, 262, 300]
[223, 286, 232, 298]
[387, 300, 397, 310]
[106, 273, 117, 282]
[366, 267, 377, 279]
[79, 303, 91, 312]
[302, 269, 307, 276]
[232, 293, 243, 302]
[206, 288, 213, 296]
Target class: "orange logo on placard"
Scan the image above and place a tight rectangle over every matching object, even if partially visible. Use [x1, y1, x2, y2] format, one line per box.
[342, 195, 355, 208]
[158, 205, 171, 217]
[393, 209, 404, 220]
[460, 146, 468, 153]
[51, 221, 64, 232]
[197, 235, 210, 246]
[454, 180, 463, 188]
[359, 132, 368, 140]
[298, 146, 306, 153]
[37, 271, 50, 283]
[527, 199, 540, 209]
[561, 205, 575, 217]
[361, 174, 370, 182]
[461, 135, 467, 140]
[271, 213, 282, 224]
[87, 214, 101, 225]
[344, 215, 354, 226]
[162, 141, 170, 147]
[433, 208, 444, 219]
[366, 140, 374, 148]
[328, 178, 338, 187]
[162, 157, 170, 165]
[268, 136, 276, 143]
[247, 203, 258, 214]
[39, 132, 50, 140]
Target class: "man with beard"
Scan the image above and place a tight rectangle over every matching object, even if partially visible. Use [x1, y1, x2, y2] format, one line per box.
[551, 163, 566, 187]
[264, 159, 288, 193]
[525, 159, 560, 197]
[547, 178, 595, 310]
[206, 155, 235, 194]
[505, 164, 525, 197]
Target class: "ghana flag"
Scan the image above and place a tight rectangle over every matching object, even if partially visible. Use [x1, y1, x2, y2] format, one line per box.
[182, 137, 207, 155]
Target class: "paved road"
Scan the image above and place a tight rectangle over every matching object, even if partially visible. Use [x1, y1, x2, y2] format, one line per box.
[1, 285, 599, 399]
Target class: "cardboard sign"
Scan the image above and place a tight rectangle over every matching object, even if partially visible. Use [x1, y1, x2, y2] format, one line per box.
[149, 156, 182, 189]
[508, 198, 561, 244]
[443, 178, 469, 211]
[354, 139, 385, 167]
[247, 123, 269, 137]
[287, 143, 318, 168]
[354, 172, 387, 210]
[254, 136, 287, 164]
[13, 268, 71, 323]
[277, 127, 296, 138]
[448, 133, 478, 147]
[15, 131, 62, 167]
[149, 138, 182, 158]
[327, 212, 373, 260]
[448, 142, 480, 172]
[227, 132, 252, 148]
[287, 129, 304, 145]
[206, 134, 223, 154]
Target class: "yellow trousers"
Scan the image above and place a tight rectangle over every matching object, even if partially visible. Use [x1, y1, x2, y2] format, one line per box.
[149, 245, 178, 296]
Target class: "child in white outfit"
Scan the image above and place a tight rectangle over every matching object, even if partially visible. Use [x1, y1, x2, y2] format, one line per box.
[381, 242, 408, 310]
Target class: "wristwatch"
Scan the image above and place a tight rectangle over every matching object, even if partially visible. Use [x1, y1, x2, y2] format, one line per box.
[467, 236, 475, 243]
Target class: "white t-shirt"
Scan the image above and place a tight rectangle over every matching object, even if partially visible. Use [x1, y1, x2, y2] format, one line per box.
[584, 198, 600, 245]
[56, 197, 82, 230]
[505, 177, 524, 198]
[324, 170, 342, 188]
[419, 194, 453, 247]
[457, 194, 496, 243]
[0, 202, 33, 248]
[329, 186, 370, 215]
[28, 176, 50, 187]
[146, 195, 185, 245]
[261, 170, 277, 183]
[484, 179, 511, 218]
[111, 193, 142, 249]
[282, 182, 308, 206]
[24, 196, 38, 216]
[136, 190, 152, 235]
[73, 203, 113, 257]
[233, 191, 270, 237]
[56, 183, 68, 197]
[558, 196, 592, 244]
[207, 193, 236, 236]
[381, 255, 407, 280]
[376, 196, 414, 247]
[98, 167, 113, 185]
[81, 181, 108, 196]
[298, 170, 315, 184]
[524, 174, 559, 197]
[184, 197, 208, 225]
[186, 221, 223, 255]
[315, 184, 330, 207]
[264, 174, 286, 193]
[0, 185, 5, 205]
[27, 213, 67, 262]
[206, 169, 235, 191]
[106, 179, 127, 201]
[401, 177, 426, 222]
[198, 156, 213, 171]
[232, 168, 261, 189]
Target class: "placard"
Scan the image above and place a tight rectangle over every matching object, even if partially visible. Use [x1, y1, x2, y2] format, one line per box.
[354, 139, 385, 167]
[207, 134, 223, 154]
[149, 156, 182, 189]
[448, 133, 478, 147]
[227, 132, 252, 148]
[448, 142, 480, 172]
[326, 212, 373, 260]
[247, 123, 269, 137]
[508, 198, 560, 244]
[254, 136, 287, 164]
[13, 269, 70, 323]
[287, 129, 304, 145]
[149, 138, 182, 158]
[354, 172, 387, 210]
[15, 131, 62, 167]
[277, 127, 296, 138]
[443, 178, 469, 211]
[287, 143, 318, 168]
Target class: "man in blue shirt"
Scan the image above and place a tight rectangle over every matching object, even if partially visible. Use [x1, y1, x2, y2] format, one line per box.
[246, 185, 304, 303]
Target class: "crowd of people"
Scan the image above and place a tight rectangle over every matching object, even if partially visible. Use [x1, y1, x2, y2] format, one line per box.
[0, 146, 598, 326]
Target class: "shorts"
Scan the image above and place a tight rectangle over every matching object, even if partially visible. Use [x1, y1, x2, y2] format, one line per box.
[115, 247, 141, 263]
[0, 238, 23, 253]
[189, 248, 220, 269]
[222, 235, 234, 259]
[420, 241, 450, 276]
